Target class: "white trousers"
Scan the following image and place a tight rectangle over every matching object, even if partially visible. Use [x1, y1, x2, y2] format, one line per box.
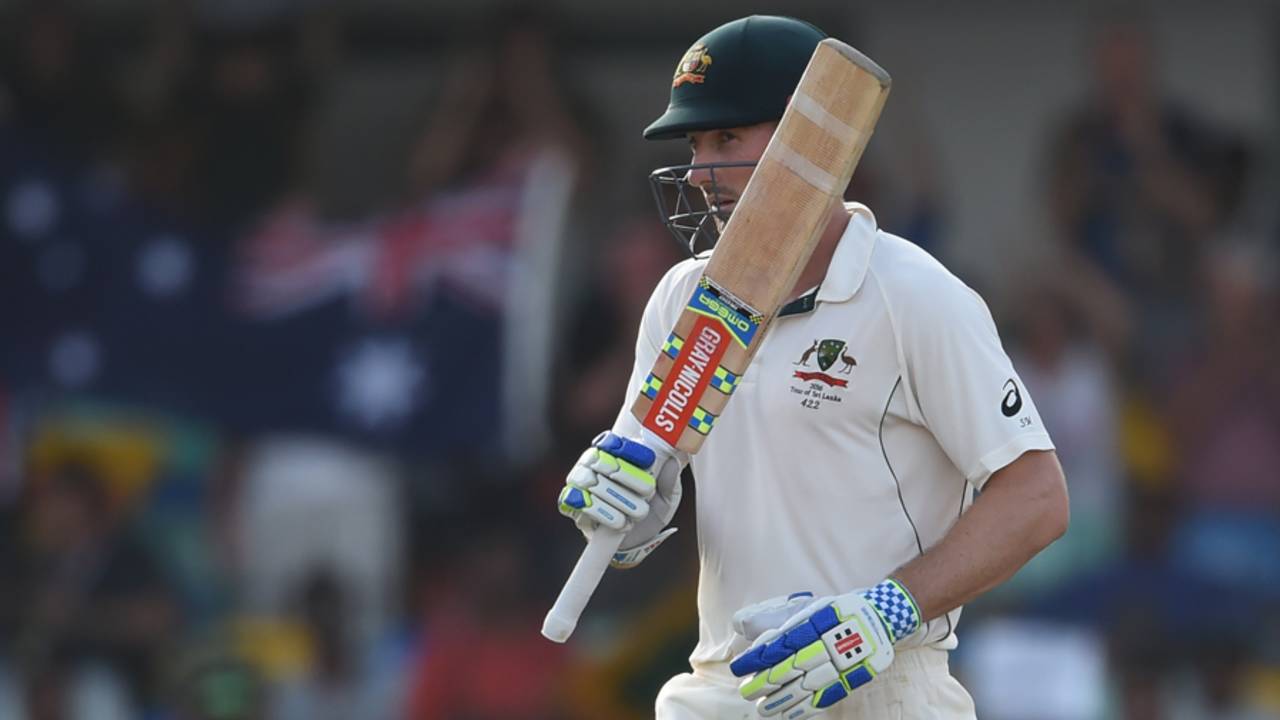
[656, 647, 976, 720]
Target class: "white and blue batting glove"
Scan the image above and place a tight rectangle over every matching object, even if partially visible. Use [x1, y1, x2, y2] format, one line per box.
[557, 431, 682, 569]
[729, 579, 921, 719]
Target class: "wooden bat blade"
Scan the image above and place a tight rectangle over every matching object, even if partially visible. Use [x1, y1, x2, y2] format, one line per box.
[631, 39, 891, 453]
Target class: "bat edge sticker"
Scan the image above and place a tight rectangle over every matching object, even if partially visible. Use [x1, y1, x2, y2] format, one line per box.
[687, 278, 763, 349]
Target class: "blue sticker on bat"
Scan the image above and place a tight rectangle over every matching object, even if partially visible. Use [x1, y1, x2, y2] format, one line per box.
[685, 280, 761, 349]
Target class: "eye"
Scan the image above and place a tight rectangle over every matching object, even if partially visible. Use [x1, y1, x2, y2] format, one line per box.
[718, 130, 737, 145]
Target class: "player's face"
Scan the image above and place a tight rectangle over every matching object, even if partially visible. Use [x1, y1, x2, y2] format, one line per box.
[648, 121, 778, 255]
[685, 123, 776, 216]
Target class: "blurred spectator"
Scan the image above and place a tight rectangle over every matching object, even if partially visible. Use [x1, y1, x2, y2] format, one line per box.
[114, 90, 206, 225]
[406, 531, 569, 719]
[404, 5, 589, 199]
[0, 460, 178, 714]
[227, 437, 403, 649]
[1165, 240, 1280, 510]
[1111, 623, 1274, 720]
[19, 406, 231, 626]
[553, 216, 683, 447]
[562, 574, 699, 720]
[1179, 639, 1276, 720]
[270, 568, 406, 720]
[844, 107, 945, 257]
[1047, 14, 1252, 376]
[0, 1, 117, 152]
[1033, 482, 1193, 632]
[958, 619, 1107, 720]
[194, 22, 313, 232]
[105, 2, 202, 219]
[162, 639, 267, 720]
[1111, 632, 1172, 720]
[1035, 482, 1268, 717]
[1162, 241, 1280, 592]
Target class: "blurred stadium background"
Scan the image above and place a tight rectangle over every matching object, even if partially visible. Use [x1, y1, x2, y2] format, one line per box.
[1, 0, 1278, 718]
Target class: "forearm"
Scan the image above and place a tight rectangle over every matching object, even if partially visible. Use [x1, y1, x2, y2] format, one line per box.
[893, 450, 1068, 623]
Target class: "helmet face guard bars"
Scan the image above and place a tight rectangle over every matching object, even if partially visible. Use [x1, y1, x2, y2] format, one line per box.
[649, 161, 757, 256]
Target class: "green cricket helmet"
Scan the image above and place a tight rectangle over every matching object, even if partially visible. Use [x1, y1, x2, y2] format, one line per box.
[645, 16, 827, 253]
[644, 15, 827, 140]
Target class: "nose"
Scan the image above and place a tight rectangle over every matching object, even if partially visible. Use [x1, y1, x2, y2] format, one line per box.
[685, 164, 713, 191]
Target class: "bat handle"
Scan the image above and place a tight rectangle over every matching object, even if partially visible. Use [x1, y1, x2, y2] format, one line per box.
[542, 527, 626, 642]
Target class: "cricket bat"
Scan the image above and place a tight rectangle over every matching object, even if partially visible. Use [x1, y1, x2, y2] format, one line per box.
[543, 39, 892, 642]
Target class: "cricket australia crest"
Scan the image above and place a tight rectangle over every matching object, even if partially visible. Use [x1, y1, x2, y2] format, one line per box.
[790, 338, 855, 411]
[672, 44, 713, 88]
[792, 338, 856, 405]
[793, 338, 856, 381]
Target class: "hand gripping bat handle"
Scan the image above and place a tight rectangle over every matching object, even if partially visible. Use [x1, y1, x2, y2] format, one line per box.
[543, 430, 675, 643]
[542, 526, 626, 642]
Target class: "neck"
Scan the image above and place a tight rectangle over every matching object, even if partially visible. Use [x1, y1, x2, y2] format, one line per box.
[789, 201, 850, 300]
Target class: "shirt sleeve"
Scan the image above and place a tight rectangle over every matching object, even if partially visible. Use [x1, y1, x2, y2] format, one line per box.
[892, 271, 1055, 489]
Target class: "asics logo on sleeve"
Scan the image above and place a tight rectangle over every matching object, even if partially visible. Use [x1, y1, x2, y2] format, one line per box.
[1001, 379, 1022, 417]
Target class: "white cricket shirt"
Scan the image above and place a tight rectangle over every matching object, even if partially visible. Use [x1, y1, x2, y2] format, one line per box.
[612, 203, 1055, 677]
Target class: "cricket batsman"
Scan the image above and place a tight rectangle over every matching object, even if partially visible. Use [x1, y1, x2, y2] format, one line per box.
[557, 15, 1068, 719]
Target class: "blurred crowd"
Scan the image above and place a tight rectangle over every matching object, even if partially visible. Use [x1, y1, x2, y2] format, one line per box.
[0, 2, 1277, 719]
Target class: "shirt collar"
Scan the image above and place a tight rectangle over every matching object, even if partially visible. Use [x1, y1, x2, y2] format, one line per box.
[815, 202, 879, 305]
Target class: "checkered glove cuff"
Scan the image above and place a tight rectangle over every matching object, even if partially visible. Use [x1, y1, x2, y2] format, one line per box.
[862, 578, 920, 643]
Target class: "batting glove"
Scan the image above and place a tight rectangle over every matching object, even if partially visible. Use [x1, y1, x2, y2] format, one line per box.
[732, 592, 818, 645]
[729, 579, 921, 719]
[557, 431, 683, 568]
